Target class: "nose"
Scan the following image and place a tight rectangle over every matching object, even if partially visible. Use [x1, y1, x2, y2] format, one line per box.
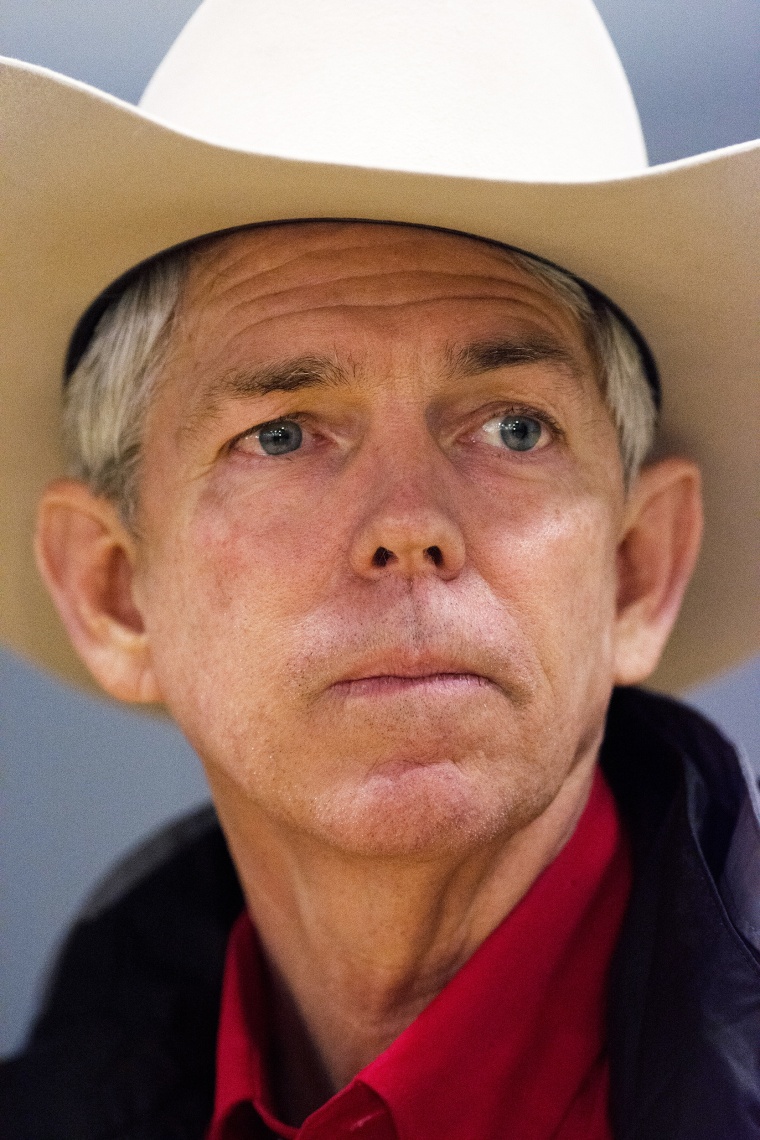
[348, 465, 466, 582]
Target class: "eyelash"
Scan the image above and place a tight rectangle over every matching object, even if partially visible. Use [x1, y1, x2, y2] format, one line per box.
[477, 403, 563, 443]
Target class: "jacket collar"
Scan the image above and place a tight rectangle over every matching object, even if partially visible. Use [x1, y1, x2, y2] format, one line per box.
[602, 687, 760, 1140]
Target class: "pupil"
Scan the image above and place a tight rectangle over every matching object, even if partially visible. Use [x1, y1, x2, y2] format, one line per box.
[258, 420, 303, 455]
[500, 416, 541, 452]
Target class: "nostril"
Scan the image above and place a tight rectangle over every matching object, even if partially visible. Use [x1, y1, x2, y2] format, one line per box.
[425, 545, 443, 567]
[372, 546, 395, 568]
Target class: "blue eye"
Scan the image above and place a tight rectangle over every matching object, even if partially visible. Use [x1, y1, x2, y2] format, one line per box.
[257, 419, 303, 455]
[499, 415, 543, 452]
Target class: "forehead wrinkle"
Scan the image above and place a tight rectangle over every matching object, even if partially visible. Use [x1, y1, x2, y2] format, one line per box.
[198, 291, 568, 353]
[187, 265, 558, 323]
[192, 228, 514, 285]
[181, 223, 565, 332]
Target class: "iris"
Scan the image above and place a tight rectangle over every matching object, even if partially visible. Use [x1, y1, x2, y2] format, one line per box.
[258, 420, 303, 455]
[500, 415, 542, 451]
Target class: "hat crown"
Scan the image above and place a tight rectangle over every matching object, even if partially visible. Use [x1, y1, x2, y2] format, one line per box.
[139, 0, 647, 181]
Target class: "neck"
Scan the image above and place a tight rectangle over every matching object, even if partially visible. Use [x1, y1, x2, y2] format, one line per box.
[210, 754, 597, 1126]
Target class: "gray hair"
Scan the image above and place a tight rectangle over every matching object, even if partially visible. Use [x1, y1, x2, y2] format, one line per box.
[63, 235, 657, 525]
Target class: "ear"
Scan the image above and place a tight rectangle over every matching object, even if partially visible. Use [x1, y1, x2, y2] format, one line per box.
[35, 479, 162, 703]
[613, 457, 703, 685]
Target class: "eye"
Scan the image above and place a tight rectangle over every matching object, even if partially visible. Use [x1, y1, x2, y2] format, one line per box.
[237, 418, 304, 456]
[481, 413, 548, 453]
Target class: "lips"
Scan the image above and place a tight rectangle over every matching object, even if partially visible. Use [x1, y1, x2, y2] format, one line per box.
[329, 653, 498, 697]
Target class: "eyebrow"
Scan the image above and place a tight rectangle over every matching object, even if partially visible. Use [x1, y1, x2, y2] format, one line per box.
[205, 355, 348, 400]
[447, 336, 584, 380]
[180, 355, 349, 438]
[180, 336, 584, 440]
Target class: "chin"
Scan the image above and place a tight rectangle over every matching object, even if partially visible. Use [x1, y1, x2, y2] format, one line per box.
[304, 755, 554, 859]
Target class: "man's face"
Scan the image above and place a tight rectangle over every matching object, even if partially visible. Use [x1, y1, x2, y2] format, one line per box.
[132, 222, 626, 857]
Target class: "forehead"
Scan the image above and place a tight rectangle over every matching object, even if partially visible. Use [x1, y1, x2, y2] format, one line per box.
[171, 221, 591, 365]
[186, 220, 543, 285]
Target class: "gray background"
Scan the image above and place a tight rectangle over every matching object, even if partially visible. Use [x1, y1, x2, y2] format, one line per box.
[1, 0, 758, 1057]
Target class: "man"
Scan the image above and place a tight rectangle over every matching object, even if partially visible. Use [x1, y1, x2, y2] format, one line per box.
[0, 1, 758, 1138]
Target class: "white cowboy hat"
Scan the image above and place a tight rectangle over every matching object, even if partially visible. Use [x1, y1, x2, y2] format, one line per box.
[1, 0, 757, 695]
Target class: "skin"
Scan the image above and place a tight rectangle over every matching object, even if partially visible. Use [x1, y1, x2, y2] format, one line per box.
[36, 221, 703, 1125]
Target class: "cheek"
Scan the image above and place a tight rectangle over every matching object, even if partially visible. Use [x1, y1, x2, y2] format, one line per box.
[194, 477, 346, 615]
[138, 477, 344, 714]
[472, 484, 620, 685]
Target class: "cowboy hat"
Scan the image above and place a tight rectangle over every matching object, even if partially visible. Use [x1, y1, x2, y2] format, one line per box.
[1, 0, 757, 695]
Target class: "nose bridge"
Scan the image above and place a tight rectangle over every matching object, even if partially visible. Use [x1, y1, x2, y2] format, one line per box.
[348, 423, 466, 581]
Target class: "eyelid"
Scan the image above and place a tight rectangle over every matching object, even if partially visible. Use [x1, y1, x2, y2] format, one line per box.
[485, 404, 564, 440]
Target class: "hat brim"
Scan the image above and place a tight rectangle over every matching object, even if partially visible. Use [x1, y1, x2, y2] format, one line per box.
[1, 57, 758, 695]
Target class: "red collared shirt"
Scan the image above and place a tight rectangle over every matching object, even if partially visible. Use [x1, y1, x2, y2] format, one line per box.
[208, 768, 631, 1140]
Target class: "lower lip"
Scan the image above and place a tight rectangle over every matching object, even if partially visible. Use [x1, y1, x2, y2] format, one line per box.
[331, 673, 493, 698]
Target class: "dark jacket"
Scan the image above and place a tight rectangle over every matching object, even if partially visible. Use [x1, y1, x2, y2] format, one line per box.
[2, 687, 759, 1139]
